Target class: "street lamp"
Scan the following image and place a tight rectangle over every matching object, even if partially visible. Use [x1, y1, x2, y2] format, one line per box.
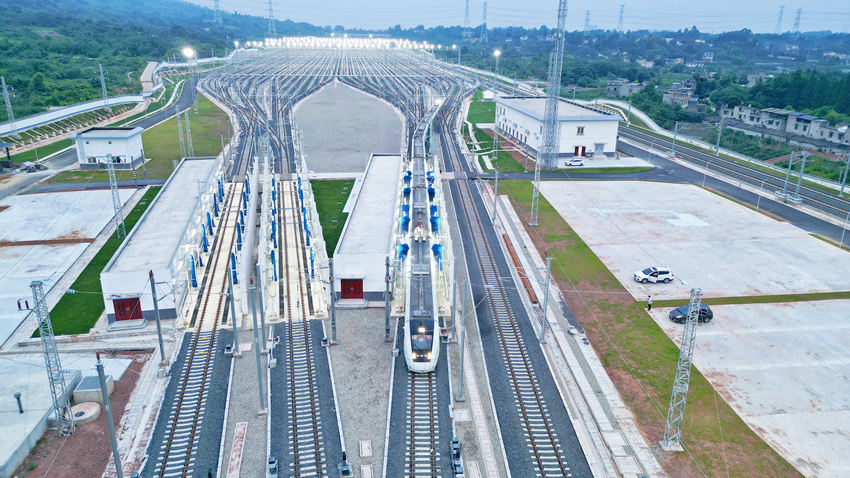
[493, 49, 501, 87]
[452, 44, 459, 64]
[181, 46, 198, 113]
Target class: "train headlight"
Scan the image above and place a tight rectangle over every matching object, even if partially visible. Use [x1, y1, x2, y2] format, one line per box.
[412, 351, 418, 360]
[426, 351, 432, 360]
[418, 326, 426, 333]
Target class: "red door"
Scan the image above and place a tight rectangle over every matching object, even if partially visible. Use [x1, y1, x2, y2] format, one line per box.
[113, 297, 142, 321]
[340, 279, 363, 299]
[574, 146, 586, 157]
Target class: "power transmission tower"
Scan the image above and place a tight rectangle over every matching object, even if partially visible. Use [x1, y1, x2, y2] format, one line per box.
[184, 110, 195, 157]
[617, 4, 625, 32]
[99, 63, 108, 106]
[267, 0, 276, 36]
[107, 157, 126, 239]
[792, 8, 801, 33]
[176, 108, 186, 158]
[530, 0, 567, 226]
[480, 1, 487, 43]
[774, 5, 785, 34]
[1, 76, 15, 132]
[213, 0, 222, 25]
[584, 10, 590, 33]
[31, 280, 75, 436]
[660, 288, 703, 451]
[463, 0, 471, 38]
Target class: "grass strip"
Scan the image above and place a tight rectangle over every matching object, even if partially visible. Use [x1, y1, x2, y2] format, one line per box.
[645, 291, 850, 309]
[41, 186, 162, 336]
[311, 179, 354, 257]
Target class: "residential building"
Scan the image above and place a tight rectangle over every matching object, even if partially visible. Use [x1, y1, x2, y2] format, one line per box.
[719, 104, 850, 152]
[604, 78, 645, 98]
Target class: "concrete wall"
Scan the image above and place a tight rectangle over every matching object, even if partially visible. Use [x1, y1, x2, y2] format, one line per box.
[334, 252, 388, 296]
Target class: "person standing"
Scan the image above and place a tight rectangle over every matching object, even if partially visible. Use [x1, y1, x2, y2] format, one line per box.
[647, 296, 653, 311]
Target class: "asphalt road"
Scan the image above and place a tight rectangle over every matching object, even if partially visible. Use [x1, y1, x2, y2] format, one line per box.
[474, 141, 848, 243]
[0, 79, 196, 200]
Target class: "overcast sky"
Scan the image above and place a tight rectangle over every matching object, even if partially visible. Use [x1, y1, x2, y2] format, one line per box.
[198, 0, 850, 33]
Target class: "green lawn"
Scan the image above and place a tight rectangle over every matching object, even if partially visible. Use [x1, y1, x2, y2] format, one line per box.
[499, 179, 800, 477]
[466, 89, 495, 124]
[48, 94, 228, 183]
[8, 138, 73, 165]
[41, 186, 162, 336]
[311, 179, 354, 257]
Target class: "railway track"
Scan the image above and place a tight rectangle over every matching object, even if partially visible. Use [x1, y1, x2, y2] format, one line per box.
[154, 181, 239, 478]
[280, 180, 325, 477]
[621, 125, 850, 218]
[439, 107, 574, 476]
[406, 372, 439, 478]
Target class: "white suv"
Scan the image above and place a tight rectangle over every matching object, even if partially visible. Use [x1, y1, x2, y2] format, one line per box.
[634, 266, 674, 284]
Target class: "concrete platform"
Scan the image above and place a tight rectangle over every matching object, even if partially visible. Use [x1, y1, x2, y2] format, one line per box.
[0, 189, 132, 344]
[294, 81, 404, 173]
[650, 300, 850, 478]
[539, 181, 850, 300]
[0, 354, 131, 477]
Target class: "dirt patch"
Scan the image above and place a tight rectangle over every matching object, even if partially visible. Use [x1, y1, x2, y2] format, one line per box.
[0, 238, 95, 247]
[13, 351, 151, 478]
[0, 205, 8, 213]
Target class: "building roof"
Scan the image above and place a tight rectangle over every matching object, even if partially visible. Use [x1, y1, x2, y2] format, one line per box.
[335, 154, 401, 257]
[73, 126, 143, 140]
[495, 96, 618, 122]
[763, 107, 793, 115]
[105, 157, 216, 273]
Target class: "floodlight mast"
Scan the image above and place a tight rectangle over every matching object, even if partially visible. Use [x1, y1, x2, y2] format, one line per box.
[530, 0, 568, 226]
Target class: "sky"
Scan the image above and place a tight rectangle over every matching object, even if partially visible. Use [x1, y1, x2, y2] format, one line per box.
[198, 0, 850, 33]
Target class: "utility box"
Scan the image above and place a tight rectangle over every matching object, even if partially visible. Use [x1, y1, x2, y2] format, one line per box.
[73, 375, 113, 404]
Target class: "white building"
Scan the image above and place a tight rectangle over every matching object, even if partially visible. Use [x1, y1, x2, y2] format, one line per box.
[100, 157, 222, 325]
[494, 96, 619, 166]
[332, 154, 402, 303]
[72, 126, 145, 170]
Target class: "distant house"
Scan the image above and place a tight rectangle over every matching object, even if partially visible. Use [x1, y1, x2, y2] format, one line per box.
[720, 104, 850, 153]
[604, 78, 645, 98]
[685, 60, 705, 68]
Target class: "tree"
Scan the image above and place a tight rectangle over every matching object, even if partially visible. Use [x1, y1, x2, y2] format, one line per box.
[710, 85, 748, 107]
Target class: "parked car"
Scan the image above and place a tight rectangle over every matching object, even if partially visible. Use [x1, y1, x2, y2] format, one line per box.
[633, 266, 674, 284]
[668, 304, 713, 324]
[565, 158, 584, 167]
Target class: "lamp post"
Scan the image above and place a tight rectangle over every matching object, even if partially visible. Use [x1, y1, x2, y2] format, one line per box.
[452, 44, 459, 64]
[181, 46, 197, 114]
[493, 49, 501, 90]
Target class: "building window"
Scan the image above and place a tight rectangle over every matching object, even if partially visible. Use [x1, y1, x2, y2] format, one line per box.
[576, 126, 585, 136]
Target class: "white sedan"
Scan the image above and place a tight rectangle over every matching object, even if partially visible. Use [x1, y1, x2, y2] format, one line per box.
[634, 266, 674, 284]
[565, 158, 584, 167]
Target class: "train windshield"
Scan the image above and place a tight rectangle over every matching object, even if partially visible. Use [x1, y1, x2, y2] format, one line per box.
[409, 318, 434, 361]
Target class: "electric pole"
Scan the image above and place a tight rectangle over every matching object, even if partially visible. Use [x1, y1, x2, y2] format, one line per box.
[107, 156, 126, 239]
[617, 4, 625, 32]
[774, 5, 785, 34]
[792, 8, 801, 34]
[99, 63, 108, 107]
[31, 281, 75, 436]
[463, 0, 471, 38]
[660, 288, 703, 451]
[530, 0, 567, 226]
[267, 0, 276, 36]
[184, 110, 195, 157]
[480, 1, 488, 43]
[1, 76, 15, 133]
[213, 0, 222, 25]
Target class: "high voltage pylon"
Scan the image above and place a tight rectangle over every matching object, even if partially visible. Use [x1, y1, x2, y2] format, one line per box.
[480, 1, 487, 43]
[213, 0, 222, 25]
[267, 0, 276, 35]
[617, 4, 625, 32]
[792, 8, 801, 33]
[462, 0, 471, 38]
[1, 76, 15, 133]
[584, 10, 590, 33]
[98, 63, 108, 107]
[530, 0, 567, 226]
[31, 280, 75, 436]
[774, 5, 785, 34]
[107, 159, 126, 239]
[660, 288, 703, 451]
